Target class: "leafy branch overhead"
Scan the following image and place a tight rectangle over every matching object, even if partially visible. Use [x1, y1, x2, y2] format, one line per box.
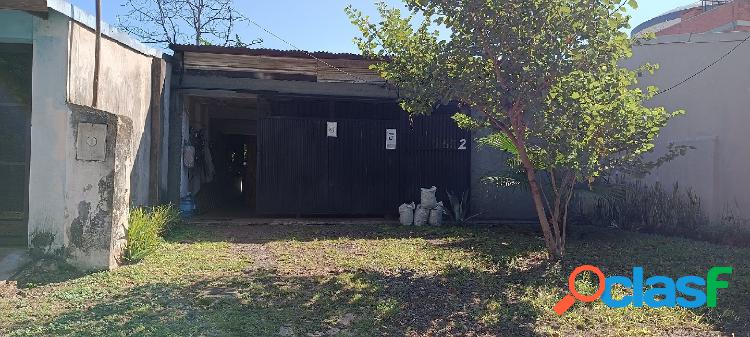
[347, 0, 685, 258]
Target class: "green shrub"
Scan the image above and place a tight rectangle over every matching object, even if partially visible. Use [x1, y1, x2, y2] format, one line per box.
[447, 190, 478, 226]
[575, 179, 750, 247]
[124, 205, 180, 263]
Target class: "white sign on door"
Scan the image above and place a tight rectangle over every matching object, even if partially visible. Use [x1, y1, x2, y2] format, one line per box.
[327, 122, 337, 137]
[385, 129, 397, 150]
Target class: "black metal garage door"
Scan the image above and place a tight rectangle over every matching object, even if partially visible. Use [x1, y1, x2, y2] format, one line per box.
[0, 44, 32, 246]
[256, 102, 470, 217]
[257, 117, 400, 216]
[398, 112, 472, 209]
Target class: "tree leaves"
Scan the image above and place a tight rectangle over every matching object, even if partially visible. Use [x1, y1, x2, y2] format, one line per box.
[348, 0, 683, 257]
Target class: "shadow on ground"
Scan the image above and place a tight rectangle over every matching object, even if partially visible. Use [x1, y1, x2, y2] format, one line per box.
[5, 268, 545, 336]
[4, 223, 749, 336]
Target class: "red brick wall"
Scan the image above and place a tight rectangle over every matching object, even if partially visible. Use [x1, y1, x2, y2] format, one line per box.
[657, 0, 750, 36]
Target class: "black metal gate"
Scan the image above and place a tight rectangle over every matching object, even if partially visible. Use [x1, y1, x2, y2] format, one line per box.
[256, 102, 470, 216]
[398, 112, 472, 208]
[0, 44, 32, 246]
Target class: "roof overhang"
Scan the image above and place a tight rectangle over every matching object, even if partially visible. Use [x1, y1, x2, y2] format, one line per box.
[0, 0, 48, 18]
[169, 44, 371, 61]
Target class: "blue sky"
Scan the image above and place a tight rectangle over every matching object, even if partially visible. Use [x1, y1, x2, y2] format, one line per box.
[68, 0, 697, 53]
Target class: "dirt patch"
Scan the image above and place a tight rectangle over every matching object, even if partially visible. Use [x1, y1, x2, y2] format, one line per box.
[0, 281, 18, 299]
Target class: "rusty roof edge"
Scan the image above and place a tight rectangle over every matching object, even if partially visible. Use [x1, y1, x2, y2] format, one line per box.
[169, 44, 381, 61]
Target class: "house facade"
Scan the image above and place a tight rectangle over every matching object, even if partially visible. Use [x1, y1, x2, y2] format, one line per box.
[166, 45, 534, 220]
[0, 0, 169, 269]
[0, 1, 535, 270]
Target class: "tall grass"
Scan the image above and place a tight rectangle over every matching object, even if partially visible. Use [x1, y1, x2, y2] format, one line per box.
[124, 205, 180, 263]
[575, 180, 750, 247]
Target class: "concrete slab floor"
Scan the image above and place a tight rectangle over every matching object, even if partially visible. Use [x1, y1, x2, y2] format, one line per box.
[0, 248, 31, 281]
[187, 217, 400, 226]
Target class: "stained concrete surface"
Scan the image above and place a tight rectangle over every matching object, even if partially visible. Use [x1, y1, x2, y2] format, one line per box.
[0, 249, 31, 281]
[188, 217, 401, 226]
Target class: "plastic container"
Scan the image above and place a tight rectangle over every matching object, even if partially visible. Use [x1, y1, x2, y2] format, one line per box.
[179, 195, 196, 218]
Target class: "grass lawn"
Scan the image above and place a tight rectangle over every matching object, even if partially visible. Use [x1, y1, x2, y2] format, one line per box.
[0, 223, 748, 336]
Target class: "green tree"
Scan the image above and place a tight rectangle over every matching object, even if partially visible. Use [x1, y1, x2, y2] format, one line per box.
[347, 0, 684, 258]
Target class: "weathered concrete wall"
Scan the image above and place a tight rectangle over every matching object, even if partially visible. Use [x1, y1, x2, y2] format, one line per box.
[27, 10, 71, 251]
[469, 117, 536, 221]
[6, 3, 166, 270]
[0, 11, 33, 43]
[625, 31, 750, 220]
[159, 62, 172, 203]
[67, 22, 154, 208]
[66, 105, 133, 267]
[470, 142, 536, 221]
[61, 21, 159, 268]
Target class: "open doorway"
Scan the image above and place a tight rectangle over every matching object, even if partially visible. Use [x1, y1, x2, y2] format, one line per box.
[0, 43, 32, 246]
[210, 134, 257, 215]
[188, 96, 260, 218]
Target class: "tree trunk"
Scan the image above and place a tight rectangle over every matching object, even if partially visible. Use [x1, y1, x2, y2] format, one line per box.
[516, 141, 563, 259]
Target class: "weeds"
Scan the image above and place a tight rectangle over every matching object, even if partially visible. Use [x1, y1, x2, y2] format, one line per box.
[575, 179, 750, 247]
[123, 205, 180, 263]
[446, 190, 478, 226]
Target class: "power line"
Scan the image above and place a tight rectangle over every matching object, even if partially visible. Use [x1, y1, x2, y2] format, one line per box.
[655, 32, 750, 96]
[237, 13, 372, 84]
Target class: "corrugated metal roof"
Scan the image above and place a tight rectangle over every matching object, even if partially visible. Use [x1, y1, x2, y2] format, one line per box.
[170, 44, 371, 61]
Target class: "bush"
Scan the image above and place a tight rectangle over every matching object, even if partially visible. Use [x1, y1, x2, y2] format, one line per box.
[575, 179, 750, 247]
[124, 205, 180, 263]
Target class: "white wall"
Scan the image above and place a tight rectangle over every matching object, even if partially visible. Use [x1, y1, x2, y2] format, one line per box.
[0, 5, 164, 269]
[27, 10, 72, 248]
[626, 32, 750, 220]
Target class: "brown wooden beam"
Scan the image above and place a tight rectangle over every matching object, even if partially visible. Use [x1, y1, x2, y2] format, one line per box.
[0, 0, 48, 18]
[149, 58, 166, 205]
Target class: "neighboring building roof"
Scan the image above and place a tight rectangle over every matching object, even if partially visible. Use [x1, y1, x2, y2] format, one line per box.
[169, 44, 370, 61]
[633, 2, 705, 36]
[632, 0, 750, 37]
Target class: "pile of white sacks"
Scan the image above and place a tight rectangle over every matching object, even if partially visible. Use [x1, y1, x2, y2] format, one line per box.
[399, 186, 445, 226]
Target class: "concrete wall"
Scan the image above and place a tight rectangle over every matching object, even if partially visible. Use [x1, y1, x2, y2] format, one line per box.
[67, 21, 154, 207]
[625, 31, 750, 220]
[470, 129, 536, 221]
[27, 10, 71, 255]
[0, 4, 166, 269]
[0, 11, 33, 43]
[63, 19, 157, 267]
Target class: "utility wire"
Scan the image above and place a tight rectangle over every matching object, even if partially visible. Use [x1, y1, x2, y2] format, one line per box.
[655, 32, 750, 96]
[237, 13, 372, 84]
